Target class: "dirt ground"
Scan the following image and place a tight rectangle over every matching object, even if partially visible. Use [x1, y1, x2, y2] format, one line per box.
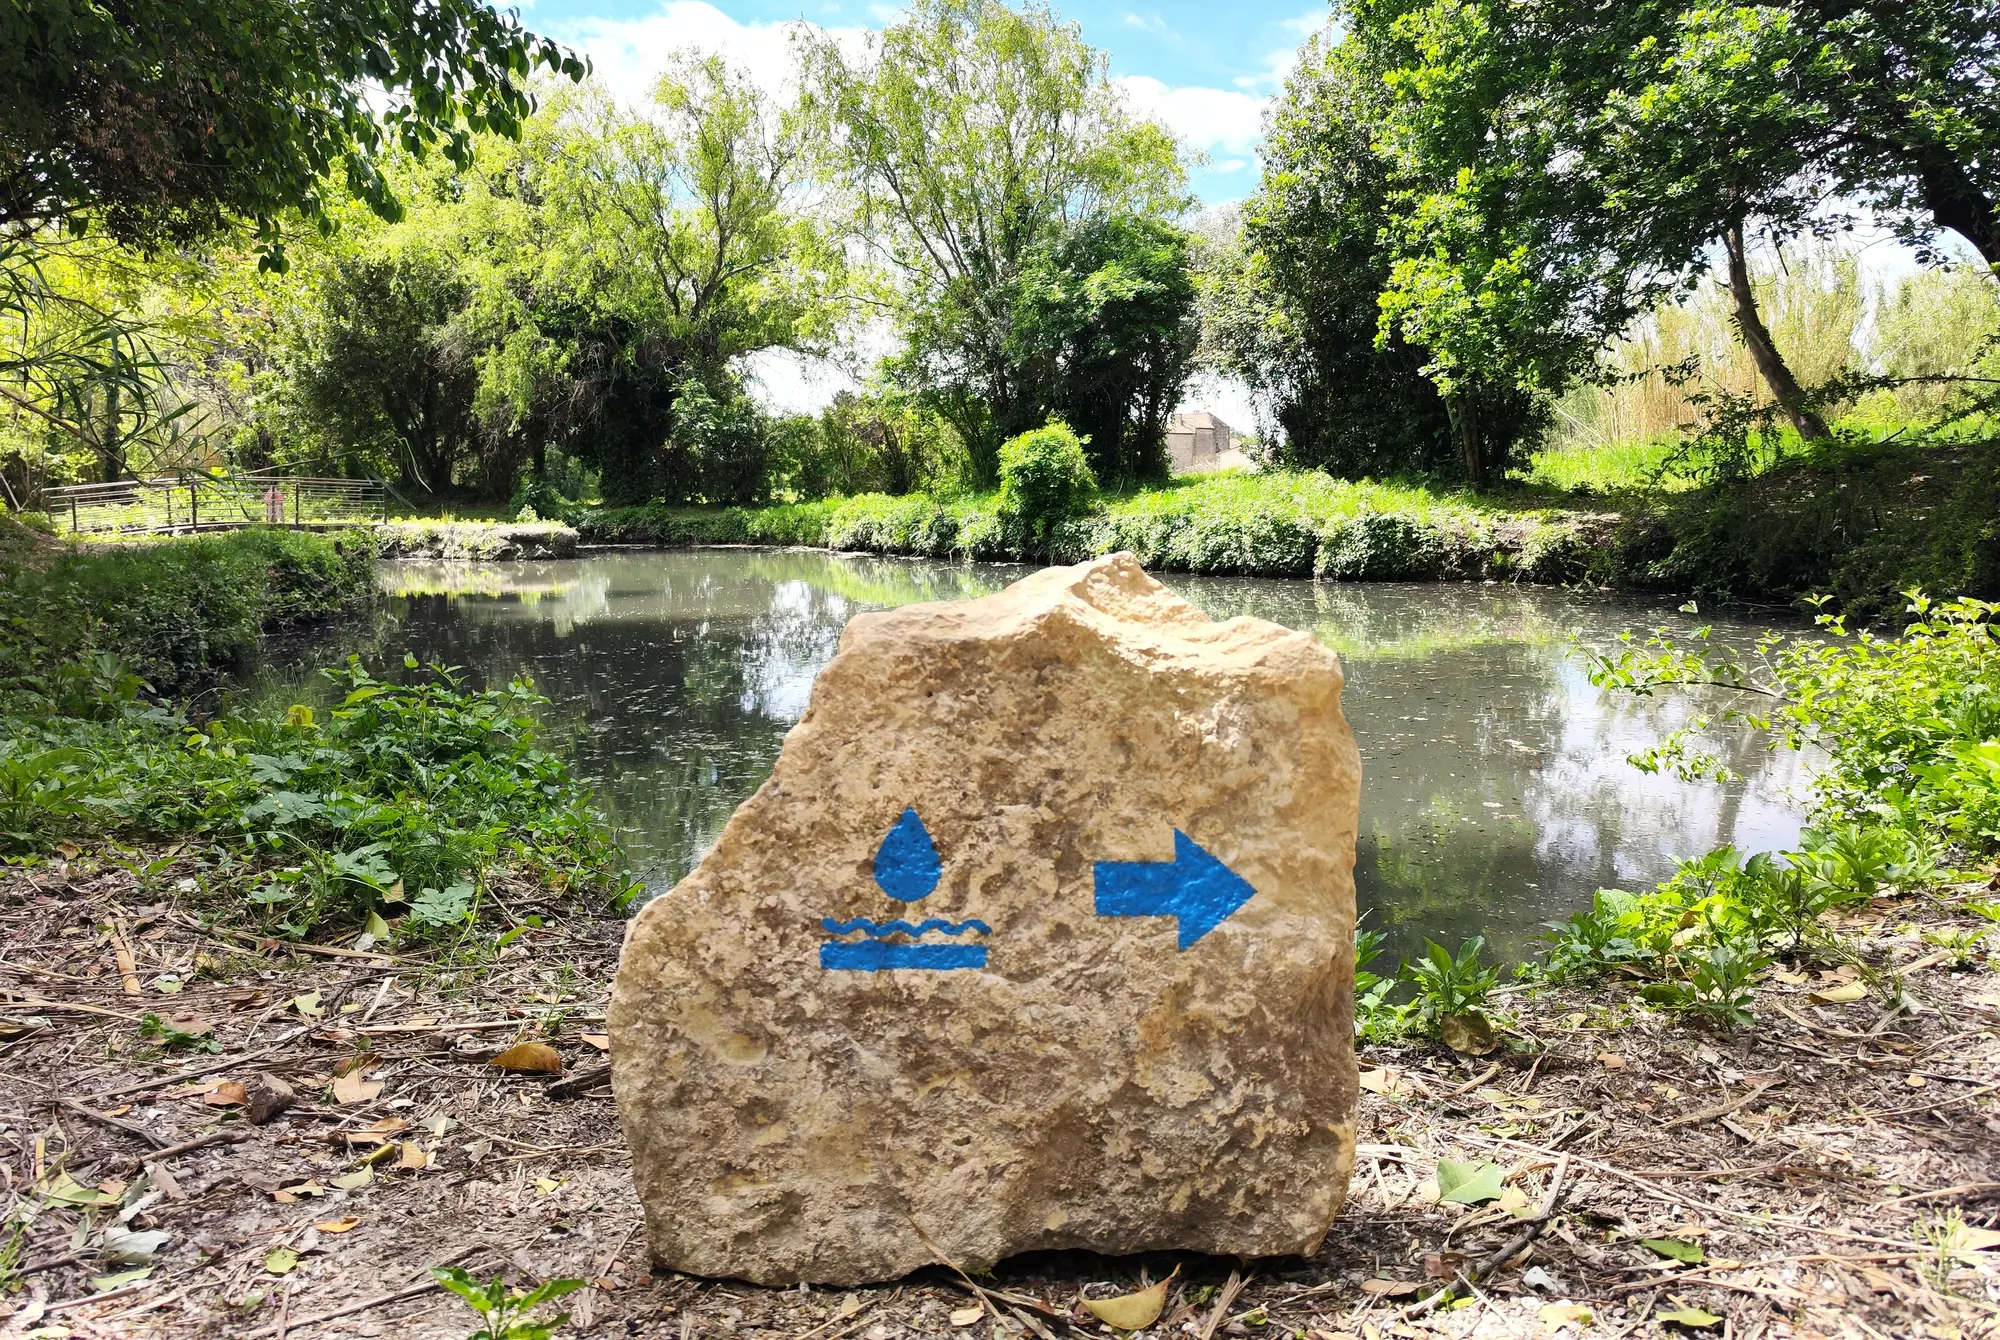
[4, 850, 1998, 1340]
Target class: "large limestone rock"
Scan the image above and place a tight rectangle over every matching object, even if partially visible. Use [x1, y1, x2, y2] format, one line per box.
[609, 553, 1360, 1285]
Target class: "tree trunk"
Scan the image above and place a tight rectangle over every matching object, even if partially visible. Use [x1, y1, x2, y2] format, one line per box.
[1444, 393, 1486, 490]
[1913, 150, 2000, 270]
[1722, 221, 1831, 443]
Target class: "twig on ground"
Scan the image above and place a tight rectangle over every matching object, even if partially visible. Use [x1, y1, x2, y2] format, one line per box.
[85, 1035, 306, 1102]
[126, 1127, 248, 1170]
[55, 1095, 172, 1148]
[1196, 1270, 1247, 1340]
[1402, 1155, 1570, 1321]
[1661, 1077, 1781, 1129]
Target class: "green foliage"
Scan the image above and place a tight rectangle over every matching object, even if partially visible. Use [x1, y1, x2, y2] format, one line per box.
[0, 528, 374, 695]
[1, 0, 583, 257]
[997, 423, 1099, 547]
[798, 0, 1190, 483]
[1402, 937, 1499, 1030]
[432, 1268, 583, 1340]
[0, 653, 621, 938]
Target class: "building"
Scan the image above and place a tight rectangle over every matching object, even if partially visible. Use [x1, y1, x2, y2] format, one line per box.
[1165, 411, 1237, 473]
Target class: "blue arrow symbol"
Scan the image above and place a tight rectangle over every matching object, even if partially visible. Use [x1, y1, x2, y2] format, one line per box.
[1093, 830, 1256, 950]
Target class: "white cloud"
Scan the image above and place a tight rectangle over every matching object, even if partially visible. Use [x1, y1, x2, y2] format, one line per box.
[1211, 158, 1249, 174]
[1115, 75, 1266, 158]
[553, 1, 868, 105]
[1121, 10, 1172, 34]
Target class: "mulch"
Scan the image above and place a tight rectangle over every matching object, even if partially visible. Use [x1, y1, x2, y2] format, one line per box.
[3, 849, 1997, 1339]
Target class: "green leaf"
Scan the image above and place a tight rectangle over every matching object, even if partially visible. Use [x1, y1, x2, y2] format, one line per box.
[90, 1267, 153, 1292]
[1435, 1159, 1506, 1204]
[1656, 1305, 1723, 1329]
[1642, 1238, 1706, 1264]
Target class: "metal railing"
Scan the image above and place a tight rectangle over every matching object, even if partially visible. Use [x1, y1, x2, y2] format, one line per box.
[44, 471, 386, 537]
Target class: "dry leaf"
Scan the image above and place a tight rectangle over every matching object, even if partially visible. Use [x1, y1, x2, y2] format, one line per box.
[1359, 1067, 1398, 1095]
[243, 1073, 295, 1125]
[1496, 1185, 1532, 1215]
[264, 1247, 299, 1275]
[837, 1294, 861, 1319]
[1597, 1053, 1626, 1069]
[273, 1180, 325, 1202]
[1440, 1012, 1496, 1055]
[397, 1141, 430, 1171]
[332, 1167, 374, 1190]
[1771, 967, 1809, 985]
[949, 1307, 985, 1327]
[1539, 1300, 1593, 1330]
[1906, 1073, 1927, 1088]
[331, 1070, 383, 1105]
[1962, 1226, 2000, 1252]
[1081, 1280, 1169, 1331]
[291, 991, 323, 1019]
[488, 1041, 563, 1075]
[314, 1217, 361, 1234]
[1810, 982, 1868, 1005]
[580, 1033, 611, 1052]
[204, 1081, 248, 1107]
[1358, 1279, 1418, 1298]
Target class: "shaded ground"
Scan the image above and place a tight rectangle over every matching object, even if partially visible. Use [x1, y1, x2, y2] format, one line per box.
[4, 849, 1997, 1339]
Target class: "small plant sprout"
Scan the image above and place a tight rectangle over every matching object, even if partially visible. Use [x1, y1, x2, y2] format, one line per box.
[432, 1267, 584, 1340]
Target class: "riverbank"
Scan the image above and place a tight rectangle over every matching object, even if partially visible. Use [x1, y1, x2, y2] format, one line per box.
[3, 845, 1993, 1338]
[560, 436, 2000, 623]
[0, 521, 376, 696]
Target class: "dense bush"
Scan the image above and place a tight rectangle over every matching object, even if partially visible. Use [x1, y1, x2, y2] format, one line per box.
[0, 528, 375, 696]
[0, 655, 623, 938]
[996, 423, 1100, 550]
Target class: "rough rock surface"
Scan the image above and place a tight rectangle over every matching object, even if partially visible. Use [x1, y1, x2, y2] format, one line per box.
[609, 552, 1361, 1285]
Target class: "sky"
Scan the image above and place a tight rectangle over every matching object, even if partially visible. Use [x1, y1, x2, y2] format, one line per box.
[517, 0, 1334, 207]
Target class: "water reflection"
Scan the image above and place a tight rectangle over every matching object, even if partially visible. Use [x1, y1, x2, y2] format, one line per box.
[370, 551, 1811, 965]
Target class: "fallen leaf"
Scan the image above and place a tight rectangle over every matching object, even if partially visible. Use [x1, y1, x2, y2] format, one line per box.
[1497, 1185, 1532, 1215]
[397, 1141, 430, 1171]
[331, 1070, 383, 1105]
[99, 1227, 170, 1265]
[1771, 966, 1809, 985]
[38, 1172, 116, 1207]
[243, 1073, 296, 1125]
[463, 1138, 492, 1165]
[535, 1177, 561, 1195]
[1642, 1238, 1706, 1264]
[291, 991, 323, 1019]
[1906, 1073, 1927, 1088]
[102, 1104, 130, 1117]
[1809, 981, 1868, 1005]
[1440, 1012, 1496, 1055]
[1656, 1306, 1723, 1329]
[1081, 1280, 1169, 1331]
[264, 1247, 299, 1275]
[204, 1081, 248, 1108]
[1962, 1226, 2000, 1252]
[314, 1217, 361, 1234]
[363, 910, 391, 941]
[331, 1168, 373, 1191]
[1597, 1053, 1626, 1069]
[580, 1033, 611, 1052]
[489, 1041, 563, 1075]
[163, 1015, 212, 1037]
[418, 1115, 453, 1136]
[1358, 1279, 1419, 1298]
[838, 1294, 861, 1319]
[1359, 1068, 1398, 1096]
[273, 1181, 325, 1202]
[1422, 1251, 1470, 1279]
[1436, 1159, 1506, 1205]
[1538, 1300, 1593, 1330]
[91, 1267, 152, 1292]
[949, 1307, 985, 1327]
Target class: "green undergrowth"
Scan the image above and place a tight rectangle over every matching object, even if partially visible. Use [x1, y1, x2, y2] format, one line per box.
[577, 470, 1611, 584]
[0, 527, 376, 696]
[0, 524, 625, 945]
[0, 654, 626, 943]
[374, 519, 579, 560]
[1368, 590, 2000, 1044]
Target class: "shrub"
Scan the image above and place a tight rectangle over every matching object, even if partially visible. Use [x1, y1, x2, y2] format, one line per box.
[997, 422, 1099, 549]
[0, 528, 375, 696]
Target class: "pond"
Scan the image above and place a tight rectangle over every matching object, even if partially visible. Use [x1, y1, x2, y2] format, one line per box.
[369, 549, 1812, 965]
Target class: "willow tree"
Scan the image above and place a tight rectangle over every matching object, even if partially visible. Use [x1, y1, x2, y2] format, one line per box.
[798, 0, 1189, 483]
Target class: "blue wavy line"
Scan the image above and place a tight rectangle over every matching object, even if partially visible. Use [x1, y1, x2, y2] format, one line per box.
[821, 917, 991, 938]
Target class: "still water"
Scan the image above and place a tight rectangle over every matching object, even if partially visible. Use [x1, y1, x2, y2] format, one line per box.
[372, 549, 1811, 963]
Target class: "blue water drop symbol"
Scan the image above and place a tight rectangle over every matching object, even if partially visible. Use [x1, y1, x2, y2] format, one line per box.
[873, 808, 941, 902]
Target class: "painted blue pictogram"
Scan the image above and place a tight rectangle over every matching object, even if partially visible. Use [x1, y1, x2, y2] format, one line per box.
[820, 809, 988, 971]
[1093, 830, 1256, 949]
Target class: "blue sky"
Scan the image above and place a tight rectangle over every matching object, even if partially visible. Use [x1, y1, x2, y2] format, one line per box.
[514, 0, 1337, 204]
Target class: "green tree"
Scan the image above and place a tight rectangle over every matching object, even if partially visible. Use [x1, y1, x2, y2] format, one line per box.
[1, 0, 584, 257]
[800, 0, 1188, 483]
[1010, 214, 1198, 484]
[480, 63, 843, 503]
[1351, 0, 2000, 449]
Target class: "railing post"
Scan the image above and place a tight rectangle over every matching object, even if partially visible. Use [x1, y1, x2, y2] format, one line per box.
[191, 483, 199, 531]
[292, 485, 300, 528]
[70, 496, 78, 533]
